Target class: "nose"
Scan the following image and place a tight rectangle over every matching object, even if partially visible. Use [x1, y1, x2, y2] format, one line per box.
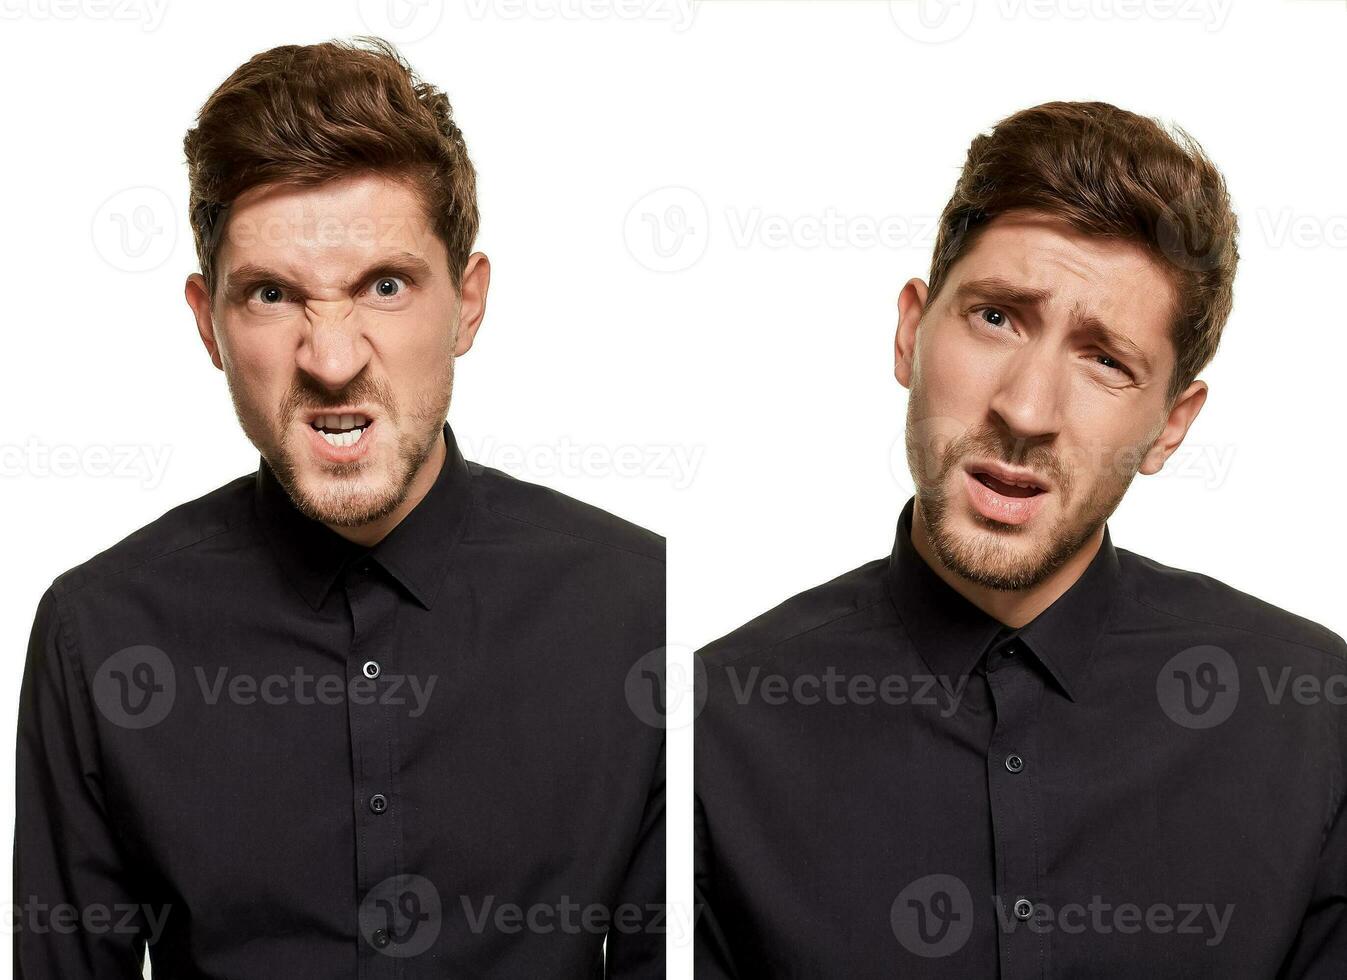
[986, 345, 1064, 453]
[294, 300, 370, 392]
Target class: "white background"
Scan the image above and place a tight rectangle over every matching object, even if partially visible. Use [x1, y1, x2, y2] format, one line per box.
[3, 1, 1345, 976]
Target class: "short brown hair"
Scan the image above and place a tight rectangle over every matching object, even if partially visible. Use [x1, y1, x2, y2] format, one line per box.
[183, 36, 478, 299]
[927, 101, 1238, 407]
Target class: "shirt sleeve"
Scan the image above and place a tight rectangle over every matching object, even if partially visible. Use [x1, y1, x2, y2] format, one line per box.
[13, 586, 150, 978]
[1278, 634, 1347, 977]
[694, 791, 741, 979]
[604, 735, 665, 978]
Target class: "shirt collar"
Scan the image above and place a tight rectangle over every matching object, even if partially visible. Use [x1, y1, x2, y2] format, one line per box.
[886, 494, 1122, 702]
[254, 421, 473, 612]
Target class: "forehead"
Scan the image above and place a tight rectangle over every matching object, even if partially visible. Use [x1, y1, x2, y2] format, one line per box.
[947, 211, 1177, 342]
[217, 172, 443, 276]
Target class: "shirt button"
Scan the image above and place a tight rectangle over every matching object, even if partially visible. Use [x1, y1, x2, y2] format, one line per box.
[362, 660, 381, 679]
[1014, 898, 1034, 920]
[371, 928, 390, 948]
[1005, 753, 1025, 774]
[369, 793, 388, 814]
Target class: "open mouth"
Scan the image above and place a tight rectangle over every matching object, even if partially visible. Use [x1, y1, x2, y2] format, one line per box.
[309, 413, 372, 448]
[971, 471, 1045, 499]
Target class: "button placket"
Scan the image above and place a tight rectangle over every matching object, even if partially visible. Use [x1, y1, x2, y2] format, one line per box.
[345, 567, 403, 978]
[985, 645, 1048, 980]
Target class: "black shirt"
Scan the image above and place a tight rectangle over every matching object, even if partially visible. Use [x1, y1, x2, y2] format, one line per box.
[695, 494, 1346, 978]
[15, 422, 666, 979]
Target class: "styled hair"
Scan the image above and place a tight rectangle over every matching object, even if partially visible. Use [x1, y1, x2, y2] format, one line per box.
[927, 101, 1238, 407]
[183, 36, 478, 299]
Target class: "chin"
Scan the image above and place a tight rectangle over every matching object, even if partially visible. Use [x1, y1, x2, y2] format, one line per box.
[307, 483, 400, 527]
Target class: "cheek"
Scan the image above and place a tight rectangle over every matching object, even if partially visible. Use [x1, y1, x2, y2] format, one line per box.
[219, 322, 297, 403]
[389, 309, 456, 361]
[1060, 419, 1150, 491]
[918, 326, 998, 415]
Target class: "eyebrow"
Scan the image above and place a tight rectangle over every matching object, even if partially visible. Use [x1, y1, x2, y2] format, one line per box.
[952, 275, 1154, 375]
[222, 252, 435, 305]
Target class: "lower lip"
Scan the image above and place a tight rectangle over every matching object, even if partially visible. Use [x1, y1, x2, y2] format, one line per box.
[963, 469, 1048, 526]
[304, 420, 376, 464]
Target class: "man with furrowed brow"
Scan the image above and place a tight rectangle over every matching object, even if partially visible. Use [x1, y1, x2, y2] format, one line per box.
[695, 101, 1345, 978]
[15, 38, 665, 979]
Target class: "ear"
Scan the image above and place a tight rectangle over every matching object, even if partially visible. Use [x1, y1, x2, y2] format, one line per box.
[1139, 380, 1208, 475]
[451, 252, 491, 357]
[185, 273, 223, 370]
[895, 277, 929, 389]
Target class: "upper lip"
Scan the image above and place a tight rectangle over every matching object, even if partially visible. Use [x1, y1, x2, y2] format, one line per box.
[965, 458, 1051, 493]
[304, 407, 377, 427]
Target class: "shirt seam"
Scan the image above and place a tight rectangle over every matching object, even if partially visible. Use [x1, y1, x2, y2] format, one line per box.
[700, 595, 891, 669]
[45, 588, 106, 803]
[51, 522, 245, 601]
[479, 501, 664, 565]
[1115, 583, 1347, 666]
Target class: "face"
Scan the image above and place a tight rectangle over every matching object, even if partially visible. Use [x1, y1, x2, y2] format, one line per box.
[185, 172, 488, 529]
[896, 211, 1206, 591]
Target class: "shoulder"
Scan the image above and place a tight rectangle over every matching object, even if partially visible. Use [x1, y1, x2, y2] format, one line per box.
[50, 473, 256, 601]
[1115, 546, 1346, 664]
[466, 461, 664, 565]
[697, 558, 890, 668]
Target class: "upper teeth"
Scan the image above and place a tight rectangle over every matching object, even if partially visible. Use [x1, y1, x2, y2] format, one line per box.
[312, 413, 370, 449]
[313, 413, 369, 432]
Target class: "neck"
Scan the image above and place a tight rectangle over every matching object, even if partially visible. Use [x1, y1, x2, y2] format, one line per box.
[326, 433, 447, 548]
[910, 494, 1102, 628]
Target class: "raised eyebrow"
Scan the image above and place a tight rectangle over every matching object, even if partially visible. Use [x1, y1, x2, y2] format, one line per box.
[222, 254, 434, 304]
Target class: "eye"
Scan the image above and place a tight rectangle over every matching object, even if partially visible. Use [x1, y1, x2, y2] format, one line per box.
[970, 306, 1011, 330]
[368, 275, 408, 299]
[249, 284, 290, 305]
[1092, 353, 1131, 377]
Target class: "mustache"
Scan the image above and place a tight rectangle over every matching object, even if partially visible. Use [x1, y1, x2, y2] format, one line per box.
[279, 379, 396, 423]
